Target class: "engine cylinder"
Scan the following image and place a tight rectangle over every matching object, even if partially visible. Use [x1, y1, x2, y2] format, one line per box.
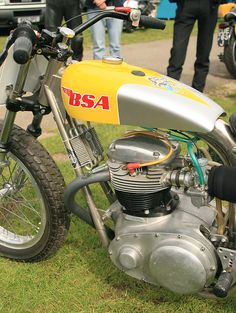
[115, 188, 177, 216]
[108, 133, 180, 216]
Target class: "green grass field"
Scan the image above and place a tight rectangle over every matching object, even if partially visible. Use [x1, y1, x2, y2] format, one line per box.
[0, 21, 236, 313]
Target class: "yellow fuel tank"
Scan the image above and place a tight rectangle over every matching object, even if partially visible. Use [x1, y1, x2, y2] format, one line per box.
[61, 58, 223, 132]
[61, 58, 159, 124]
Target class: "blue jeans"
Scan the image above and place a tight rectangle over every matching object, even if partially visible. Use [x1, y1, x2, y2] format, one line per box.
[87, 9, 123, 60]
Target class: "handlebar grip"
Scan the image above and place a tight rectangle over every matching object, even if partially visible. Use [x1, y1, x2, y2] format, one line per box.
[13, 36, 33, 64]
[139, 16, 166, 30]
[12, 21, 37, 64]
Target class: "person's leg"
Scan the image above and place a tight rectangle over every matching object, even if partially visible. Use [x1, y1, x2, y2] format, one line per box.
[45, 0, 63, 31]
[192, 1, 218, 92]
[65, 0, 83, 61]
[106, 18, 123, 58]
[87, 10, 106, 60]
[167, 0, 196, 80]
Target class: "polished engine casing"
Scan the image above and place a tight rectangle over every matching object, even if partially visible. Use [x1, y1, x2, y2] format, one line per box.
[109, 200, 217, 295]
[107, 134, 218, 295]
[61, 59, 224, 132]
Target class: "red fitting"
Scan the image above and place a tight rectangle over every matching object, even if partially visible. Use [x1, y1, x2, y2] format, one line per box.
[114, 7, 131, 13]
[127, 163, 141, 174]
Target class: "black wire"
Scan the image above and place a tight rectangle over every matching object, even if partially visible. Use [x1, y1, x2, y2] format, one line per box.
[170, 129, 200, 152]
[171, 130, 194, 141]
[61, 9, 115, 27]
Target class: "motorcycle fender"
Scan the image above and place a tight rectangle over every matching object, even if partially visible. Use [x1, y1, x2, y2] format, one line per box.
[0, 45, 48, 105]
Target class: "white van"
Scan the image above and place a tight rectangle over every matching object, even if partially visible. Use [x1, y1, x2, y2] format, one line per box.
[0, 0, 45, 29]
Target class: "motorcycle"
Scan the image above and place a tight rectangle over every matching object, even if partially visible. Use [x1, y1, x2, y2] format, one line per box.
[218, 8, 236, 78]
[0, 7, 236, 299]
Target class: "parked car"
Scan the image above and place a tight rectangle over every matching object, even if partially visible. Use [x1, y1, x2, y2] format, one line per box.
[0, 0, 45, 29]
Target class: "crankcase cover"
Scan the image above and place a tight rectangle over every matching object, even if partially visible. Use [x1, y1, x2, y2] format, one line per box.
[61, 59, 224, 132]
[149, 237, 216, 294]
[109, 232, 217, 295]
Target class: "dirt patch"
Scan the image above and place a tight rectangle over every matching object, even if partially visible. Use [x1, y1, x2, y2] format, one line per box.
[207, 81, 236, 99]
[52, 153, 68, 162]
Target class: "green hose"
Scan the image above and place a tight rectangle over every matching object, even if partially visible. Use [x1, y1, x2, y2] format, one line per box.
[169, 134, 205, 186]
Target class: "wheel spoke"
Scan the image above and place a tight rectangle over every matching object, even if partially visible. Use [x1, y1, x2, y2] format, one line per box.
[0, 152, 46, 248]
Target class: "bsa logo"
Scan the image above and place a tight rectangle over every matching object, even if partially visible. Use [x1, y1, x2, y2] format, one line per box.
[62, 87, 110, 111]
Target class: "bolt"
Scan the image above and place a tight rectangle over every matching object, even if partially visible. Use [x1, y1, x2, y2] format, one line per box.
[210, 236, 217, 242]
[155, 233, 159, 238]
[116, 236, 120, 241]
[153, 151, 160, 158]
[177, 234, 182, 239]
[210, 267, 216, 272]
[134, 234, 138, 238]
[200, 247, 205, 251]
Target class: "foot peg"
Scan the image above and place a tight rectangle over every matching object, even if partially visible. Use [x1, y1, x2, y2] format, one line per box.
[213, 271, 233, 298]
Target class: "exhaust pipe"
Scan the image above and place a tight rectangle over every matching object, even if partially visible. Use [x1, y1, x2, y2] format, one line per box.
[64, 168, 115, 240]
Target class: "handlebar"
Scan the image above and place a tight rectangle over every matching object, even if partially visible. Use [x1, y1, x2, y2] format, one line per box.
[13, 36, 33, 64]
[12, 21, 37, 64]
[73, 11, 129, 35]
[73, 10, 166, 37]
[139, 15, 166, 30]
[2, 9, 165, 65]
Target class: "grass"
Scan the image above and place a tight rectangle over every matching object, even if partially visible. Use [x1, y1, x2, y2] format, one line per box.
[1, 92, 236, 313]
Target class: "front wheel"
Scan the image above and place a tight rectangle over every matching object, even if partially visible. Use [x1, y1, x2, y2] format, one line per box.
[0, 123, 70, 262]
[224, 35, 236, 78]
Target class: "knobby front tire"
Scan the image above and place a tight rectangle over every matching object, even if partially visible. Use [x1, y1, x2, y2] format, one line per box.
[0, 122, 70, 262]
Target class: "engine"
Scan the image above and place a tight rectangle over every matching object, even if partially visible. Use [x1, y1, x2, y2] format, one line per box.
[107, 132, 219, 295]
[107, 131, 208, 216]
[108, 132, 182, 216]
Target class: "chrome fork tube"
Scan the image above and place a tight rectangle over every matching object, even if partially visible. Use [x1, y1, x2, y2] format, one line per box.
[0, 62, 31, 162]
[44, 84, 110, 247]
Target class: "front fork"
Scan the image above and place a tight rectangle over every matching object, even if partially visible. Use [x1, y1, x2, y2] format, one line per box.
[0, 61, 31, 164]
